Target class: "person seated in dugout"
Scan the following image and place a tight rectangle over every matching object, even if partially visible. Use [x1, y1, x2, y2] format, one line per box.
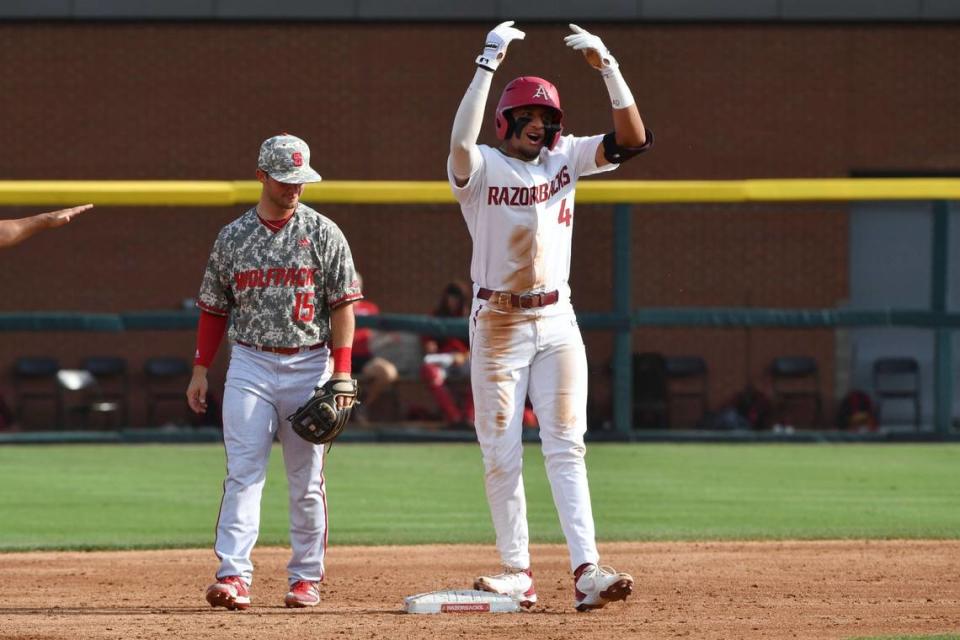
[350, 274, 399, 423]
[420, 281, 474, 428]
[418, 281, 538, 430]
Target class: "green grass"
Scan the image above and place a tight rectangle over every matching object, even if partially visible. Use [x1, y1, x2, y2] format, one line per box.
[0, 443, 959, 550]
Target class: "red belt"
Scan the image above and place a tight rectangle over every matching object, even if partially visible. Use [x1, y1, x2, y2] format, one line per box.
[236, 340, 326, 355]
[477, 288, 559, 309]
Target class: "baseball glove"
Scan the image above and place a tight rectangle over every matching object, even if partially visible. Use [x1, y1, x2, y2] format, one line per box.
[288, 378, 358, 445]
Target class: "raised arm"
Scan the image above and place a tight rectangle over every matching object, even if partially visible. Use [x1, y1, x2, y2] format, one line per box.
[449, 21, 525, 187]
[564, 25, 651, 166]
[0, 204, 93, 249]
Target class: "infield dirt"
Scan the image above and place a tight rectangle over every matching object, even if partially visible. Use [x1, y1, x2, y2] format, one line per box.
[1, 541, 958, 640]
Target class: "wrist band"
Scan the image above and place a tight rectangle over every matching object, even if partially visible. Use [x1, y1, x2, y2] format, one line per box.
[332, 346, 352, 374]
[602, 67, 635, 110]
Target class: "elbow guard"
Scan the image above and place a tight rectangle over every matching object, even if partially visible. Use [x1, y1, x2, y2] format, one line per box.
[602, 128, 655, 164]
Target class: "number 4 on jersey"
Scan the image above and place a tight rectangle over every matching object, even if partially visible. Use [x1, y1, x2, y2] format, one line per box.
[557, 198, 573, 227]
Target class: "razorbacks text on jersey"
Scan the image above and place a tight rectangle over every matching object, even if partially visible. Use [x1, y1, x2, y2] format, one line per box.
[447, 134, 614, 310]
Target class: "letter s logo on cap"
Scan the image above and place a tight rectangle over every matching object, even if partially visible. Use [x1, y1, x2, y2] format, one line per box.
[291, 152, 303, 167]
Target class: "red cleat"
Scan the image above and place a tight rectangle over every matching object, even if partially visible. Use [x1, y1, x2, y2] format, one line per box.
[205, 576, 251, 611]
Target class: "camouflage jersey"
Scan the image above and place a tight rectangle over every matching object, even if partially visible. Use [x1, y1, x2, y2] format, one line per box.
[197, 204, 362, 347]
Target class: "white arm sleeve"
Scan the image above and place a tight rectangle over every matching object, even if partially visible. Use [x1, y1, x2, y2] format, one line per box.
[449, 68, 493, 182]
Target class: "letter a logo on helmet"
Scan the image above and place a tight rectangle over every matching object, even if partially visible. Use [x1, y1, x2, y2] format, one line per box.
[495, 76, 564, 150]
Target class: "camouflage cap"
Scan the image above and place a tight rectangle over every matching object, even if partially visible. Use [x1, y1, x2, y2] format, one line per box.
[257, 134, 322, 184]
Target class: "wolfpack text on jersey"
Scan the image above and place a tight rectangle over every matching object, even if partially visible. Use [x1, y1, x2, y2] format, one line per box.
[197, 204, 361, 347]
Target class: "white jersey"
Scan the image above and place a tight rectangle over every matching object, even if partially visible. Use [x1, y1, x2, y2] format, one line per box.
[447, 134, 616, 312]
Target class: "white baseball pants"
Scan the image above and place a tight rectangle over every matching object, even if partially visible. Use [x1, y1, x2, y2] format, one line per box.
[469, 300, 600, 572]
[214, 343, 330, 586]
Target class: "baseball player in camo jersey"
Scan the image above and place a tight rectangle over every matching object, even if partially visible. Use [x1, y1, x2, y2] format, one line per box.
[448, 22, 653, 611]
[186, 133, 362, 610]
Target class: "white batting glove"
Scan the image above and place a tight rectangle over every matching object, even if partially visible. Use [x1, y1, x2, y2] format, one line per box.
[476, 21, 525, 72]
[564, 24, 619, 75]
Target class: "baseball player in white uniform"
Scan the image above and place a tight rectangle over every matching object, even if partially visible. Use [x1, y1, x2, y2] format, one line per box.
[186, 134, 362, 610]
[447, 22, 653, 611]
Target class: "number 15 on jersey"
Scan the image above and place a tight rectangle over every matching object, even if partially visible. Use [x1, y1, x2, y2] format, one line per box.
[293, 292, 315, 322]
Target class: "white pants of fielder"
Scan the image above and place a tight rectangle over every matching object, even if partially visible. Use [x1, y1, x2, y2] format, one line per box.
[214, 343, 331, 586]
[469, 299, 598, 572]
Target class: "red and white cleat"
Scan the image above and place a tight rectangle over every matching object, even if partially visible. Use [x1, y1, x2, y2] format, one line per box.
[284, 580, 321, 608]
[573, 564, 633, 612]
[205, 575, 251, 611]
[474, 567, 537, 609]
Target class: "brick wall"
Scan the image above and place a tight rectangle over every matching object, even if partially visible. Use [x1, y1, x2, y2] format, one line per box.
[1, 22, 957, 427]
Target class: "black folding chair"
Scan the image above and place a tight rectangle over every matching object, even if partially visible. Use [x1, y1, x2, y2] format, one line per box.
[13, 356, 62, 428]
[770, 356, 824, 428]
[873, 357, 921, 429]
[82, 356, 130, 427]
[144, 357, 191, 426]
[665, 356, 709, 428]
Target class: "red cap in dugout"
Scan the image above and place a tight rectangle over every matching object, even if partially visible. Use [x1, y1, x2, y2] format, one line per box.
[257, 134, 323, 184]
[495, 76, 564, 149]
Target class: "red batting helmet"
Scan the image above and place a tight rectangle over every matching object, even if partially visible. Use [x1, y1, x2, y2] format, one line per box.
[495, 76, 564, 150]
